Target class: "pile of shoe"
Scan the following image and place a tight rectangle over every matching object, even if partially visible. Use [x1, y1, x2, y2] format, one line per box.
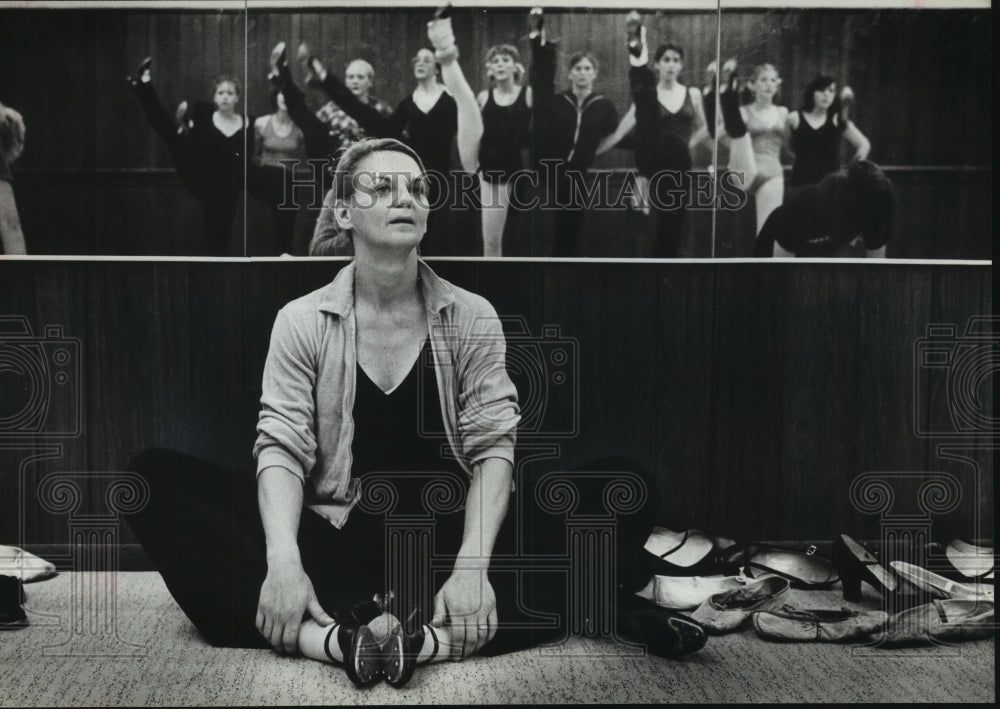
[0, 545, 58, 629]
[636, 528, 995, 646]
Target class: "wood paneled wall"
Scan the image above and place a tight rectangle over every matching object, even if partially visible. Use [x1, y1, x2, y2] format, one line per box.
[0, 261, 992, 549]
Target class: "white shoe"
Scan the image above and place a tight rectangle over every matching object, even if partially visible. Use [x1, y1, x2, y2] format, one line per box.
[0, 545, 57, 583]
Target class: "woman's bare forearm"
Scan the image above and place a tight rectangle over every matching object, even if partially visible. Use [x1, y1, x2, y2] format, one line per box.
[258, 466, 306, 563]
[456, 458, 512, 569]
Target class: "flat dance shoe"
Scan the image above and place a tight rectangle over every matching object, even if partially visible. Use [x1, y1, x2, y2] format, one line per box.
[0, 545, 57, 583]
[295, 43, 326, 87]
[618, 596, 707, 659]
[752, 605, 888, 642]
[689, 577, 790, 633]
[642, 574, 752, 610]
[626, 11, 644, 58]
[125, 56, 153, 90]
[268, 41, 289, 86]
[720, 543, 838, 589]
[945, 539, 995, 581]
[643, 527, 734, 577]
[889, 561, 993, 601]
[427, 5, 456, 53]
[882, 598, 994, 646]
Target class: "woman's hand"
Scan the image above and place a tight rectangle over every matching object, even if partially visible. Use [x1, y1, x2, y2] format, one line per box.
[431, 568, 498, 660]
[256, 557, 334, 654]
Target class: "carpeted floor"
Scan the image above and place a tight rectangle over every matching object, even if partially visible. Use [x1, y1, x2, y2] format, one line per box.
[0, 572, 993, 705]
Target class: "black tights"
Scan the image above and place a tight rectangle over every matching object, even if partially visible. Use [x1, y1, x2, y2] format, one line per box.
[122, 449, 661, 655]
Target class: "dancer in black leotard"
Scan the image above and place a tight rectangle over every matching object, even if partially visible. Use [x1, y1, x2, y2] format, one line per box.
[127, 59, 250, 256]
[787, 75, 870, 190]
[600, 13, 709, 258]
[476, 43, 532, 257]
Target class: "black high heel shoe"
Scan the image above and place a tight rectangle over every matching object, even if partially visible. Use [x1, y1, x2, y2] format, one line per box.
[834, 534, 899, 602]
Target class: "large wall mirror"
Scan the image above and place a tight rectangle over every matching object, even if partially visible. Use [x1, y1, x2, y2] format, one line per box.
[0, 1, 989, 259]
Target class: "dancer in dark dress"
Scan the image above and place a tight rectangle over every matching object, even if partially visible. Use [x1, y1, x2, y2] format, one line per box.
[127, 58, 249, 256]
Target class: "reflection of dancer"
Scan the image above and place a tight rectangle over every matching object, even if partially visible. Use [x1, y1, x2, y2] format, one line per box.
[313, 58, 394, 156]
[529, 8, 619, 257]
[600, 12, 709, 258]
[310, 5, 483, 257]
[295, 43, 459, 252]
[126, 58, 249, 256]
[754, 159, 894, 258]
[787, 76, 870, 189]
[476, 42, 532, 257]
[248, 89, 307, 255]
[0, 102, 26, 254]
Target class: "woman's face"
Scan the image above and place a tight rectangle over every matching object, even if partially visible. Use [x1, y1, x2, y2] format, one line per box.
[345, 61, 372, 97]
[342, 150, 429, 250]
[655, 50, 683, 82]
[214, 81, 239, 112]
[568, 58, 596, 91]
[752, 68, 781, 98]
[413, 49, 437, 80]
[275, 92, 287, 112]
[488, 52, 516, 81]
[813, 83, 836, 111]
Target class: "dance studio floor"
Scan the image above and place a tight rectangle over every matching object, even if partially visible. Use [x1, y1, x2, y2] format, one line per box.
[0, 572, 993, 705]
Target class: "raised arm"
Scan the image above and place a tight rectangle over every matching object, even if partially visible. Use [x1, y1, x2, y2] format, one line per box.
[297, 44, 395, 139]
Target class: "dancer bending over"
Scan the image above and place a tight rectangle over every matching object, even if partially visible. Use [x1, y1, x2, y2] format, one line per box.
[754, 159, 894, 258]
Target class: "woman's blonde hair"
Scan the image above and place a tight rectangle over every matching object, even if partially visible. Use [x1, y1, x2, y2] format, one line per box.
[485, 44, 524, 84]
[309, 137, 426, 256]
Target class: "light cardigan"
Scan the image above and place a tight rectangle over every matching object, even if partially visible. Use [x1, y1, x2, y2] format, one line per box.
[254, 259, 520, 528]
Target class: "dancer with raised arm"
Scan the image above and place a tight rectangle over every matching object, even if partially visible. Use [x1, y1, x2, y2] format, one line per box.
[126, 59, 249, 255]
[528, 7, 619, 257]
